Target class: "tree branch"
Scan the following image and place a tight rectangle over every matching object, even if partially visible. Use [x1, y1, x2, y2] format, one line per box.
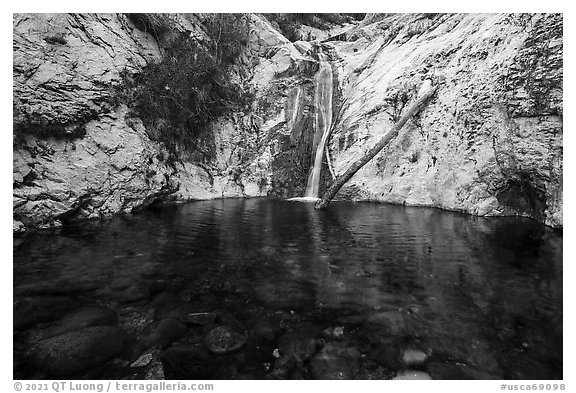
[315, 82, 438, 209]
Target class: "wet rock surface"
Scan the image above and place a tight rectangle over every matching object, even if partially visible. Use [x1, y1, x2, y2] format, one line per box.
[26, 306, 118, 341]
[401, 348, 428, 366]
[26, 326, 129, 377]
[14, 295, 83, 331]
[309, 342, 361, 379]
[204, 326, 247, 354]
[139, 318, 187, 350]
[184, 312, 218, 326]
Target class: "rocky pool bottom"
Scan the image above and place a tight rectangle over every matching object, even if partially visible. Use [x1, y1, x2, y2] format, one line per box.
[13, 199, 562, 379]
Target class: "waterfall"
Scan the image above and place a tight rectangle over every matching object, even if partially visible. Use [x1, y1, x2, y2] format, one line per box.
[290, 86, 302, 128]
[304, 50, 334, 198]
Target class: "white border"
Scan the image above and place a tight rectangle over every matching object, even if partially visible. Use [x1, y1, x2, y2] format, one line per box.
[4, 3, 572, 390]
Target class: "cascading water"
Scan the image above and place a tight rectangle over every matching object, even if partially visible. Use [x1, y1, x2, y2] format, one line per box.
[290, 86, 302, 128]
[304, 49, 334, 199]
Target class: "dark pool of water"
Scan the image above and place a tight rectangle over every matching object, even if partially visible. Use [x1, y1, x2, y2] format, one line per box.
[13, 198, 562, 380]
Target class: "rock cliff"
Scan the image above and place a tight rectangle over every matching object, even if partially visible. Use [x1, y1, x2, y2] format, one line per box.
[13, 13, 562, 232]
[325, 13, 562, 228]
[13, 13, 318, 232]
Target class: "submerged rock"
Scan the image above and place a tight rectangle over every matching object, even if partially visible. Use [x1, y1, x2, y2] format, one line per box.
[203, 326, 247, 354]
[251, 316, 281, 341]
[366, 311, 405, 335]
[268, 355, 296, 379]
[368, 344, 402, 370]
[357, 365, 394, 380]
[31, 306, 118, 341]
[131, 353, 153, 368]
[162, 343, 212, 364]
[139, 318, 187, 350]
[184, 312, 218, 326]
[401, 348, 428, 366]
[117, 285, 151, 303]
[14, 295, 82, 331]
[215, 310, 248, 334]
[320, 326, 346, 340]
[127, 347, 163, 380]
[426, 361, 501, 380]
[309, 342, 361, 379]
[27, 326, 128, 377]
[393, 370, 433, 380]
[161, 343, 223, 379]
[145, 359, 165, 380]
[15, 279, 99, 297]
[277, 324, 324, 362]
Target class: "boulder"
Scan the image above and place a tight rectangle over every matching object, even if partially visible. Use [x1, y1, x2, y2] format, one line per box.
[139, 318, 187, 350]
[309, 342, 361, 379]
[32, 306, 118, 340]
[27, 326, 129, 376]
[184, 312, 217, 326]
[401, 348, 428, 366]
[203, 326, 247, 354]
[13, 220, 25, 233]
[14, 295, 81, 331]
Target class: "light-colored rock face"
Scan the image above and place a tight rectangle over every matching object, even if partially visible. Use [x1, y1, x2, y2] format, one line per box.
[13, 14, 173, 229]
[13, 13, 319, 231]
[13, 13, 562, 231]
[13, 14, 160, 136]
[13, 107, 178, 228]
[326, 13, 562, 228]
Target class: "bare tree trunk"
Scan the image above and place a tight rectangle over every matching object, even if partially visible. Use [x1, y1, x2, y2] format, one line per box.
[315, 83, 438, 210]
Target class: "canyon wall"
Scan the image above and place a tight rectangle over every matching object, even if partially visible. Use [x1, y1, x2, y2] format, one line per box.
[13, 13, 562, 232]
[12, 13, 318, 232]
[325, 13, 562, 228]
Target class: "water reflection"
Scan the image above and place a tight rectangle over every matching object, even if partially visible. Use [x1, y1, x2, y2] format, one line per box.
[13, 199, 562, 379]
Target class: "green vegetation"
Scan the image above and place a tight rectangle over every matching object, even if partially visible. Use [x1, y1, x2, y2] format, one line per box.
[266, 14, 365, 41]
[385, 82, 417, 122]
[121, 14, 252, 158]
